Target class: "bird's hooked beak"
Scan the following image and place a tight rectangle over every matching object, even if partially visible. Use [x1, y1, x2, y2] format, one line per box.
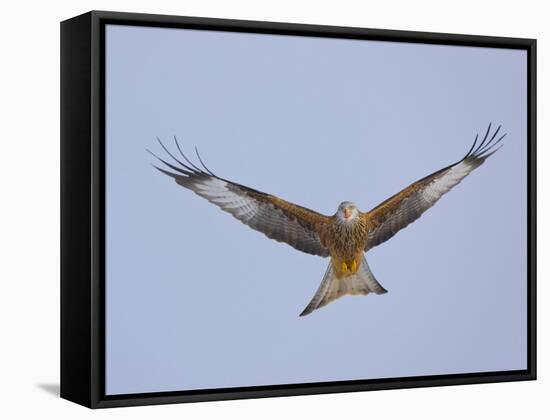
[343, 208, 352, 220]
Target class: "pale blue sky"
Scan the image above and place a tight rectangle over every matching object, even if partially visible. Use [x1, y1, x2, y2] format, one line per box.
[105, 24, 527, 395]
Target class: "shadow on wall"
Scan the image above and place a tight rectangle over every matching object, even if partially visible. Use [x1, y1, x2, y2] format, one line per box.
[36, 383, 59, 397]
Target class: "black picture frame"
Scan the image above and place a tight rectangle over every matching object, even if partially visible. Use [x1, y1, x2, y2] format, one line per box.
[60, 10, 537, 409]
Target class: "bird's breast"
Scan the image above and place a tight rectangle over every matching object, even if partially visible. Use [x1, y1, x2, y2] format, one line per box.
[326, 220, 368, 260]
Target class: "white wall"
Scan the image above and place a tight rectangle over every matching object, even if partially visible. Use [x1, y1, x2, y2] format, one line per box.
[1, 1, 546, 418]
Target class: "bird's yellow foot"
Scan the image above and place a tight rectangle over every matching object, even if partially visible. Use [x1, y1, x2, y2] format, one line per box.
[341, 262, 349, 274]
[351, 260, 358, 273]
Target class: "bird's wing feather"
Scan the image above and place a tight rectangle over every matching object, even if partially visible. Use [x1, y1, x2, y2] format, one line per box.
[364, 124, 505, 251]
[148, 139, 331, 257]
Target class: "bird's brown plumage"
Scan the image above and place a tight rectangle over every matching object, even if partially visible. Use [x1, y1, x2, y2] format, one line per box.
[322, 216, 369, 278]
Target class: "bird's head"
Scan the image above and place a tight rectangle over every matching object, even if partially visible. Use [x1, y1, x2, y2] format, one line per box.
[336, 201, 360, 223]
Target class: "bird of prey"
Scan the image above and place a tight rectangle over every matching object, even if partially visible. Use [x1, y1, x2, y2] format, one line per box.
[148, 124, 505, 316]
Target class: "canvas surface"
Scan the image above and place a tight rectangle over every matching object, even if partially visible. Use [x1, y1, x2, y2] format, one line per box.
[105, 24, 527, 395]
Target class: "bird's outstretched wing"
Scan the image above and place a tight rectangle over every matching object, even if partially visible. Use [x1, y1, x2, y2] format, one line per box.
[364, 124, 505, 251]
[148, 139, 331, 257]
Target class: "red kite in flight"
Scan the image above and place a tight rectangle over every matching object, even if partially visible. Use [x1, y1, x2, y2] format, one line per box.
[149, 124, 505, 316]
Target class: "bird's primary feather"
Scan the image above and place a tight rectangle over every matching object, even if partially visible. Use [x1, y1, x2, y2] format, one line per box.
[147, 138, 332, 257]
[363, 123, 505, 250]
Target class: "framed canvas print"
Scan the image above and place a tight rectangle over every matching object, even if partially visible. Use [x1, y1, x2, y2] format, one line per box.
[60, 11, 536, 408]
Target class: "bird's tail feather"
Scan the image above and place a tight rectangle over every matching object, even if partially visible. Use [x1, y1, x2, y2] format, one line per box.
[299, 257, 387, 317]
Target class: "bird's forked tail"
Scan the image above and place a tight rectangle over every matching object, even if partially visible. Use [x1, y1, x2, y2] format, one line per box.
[299, 257, 387, 316]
